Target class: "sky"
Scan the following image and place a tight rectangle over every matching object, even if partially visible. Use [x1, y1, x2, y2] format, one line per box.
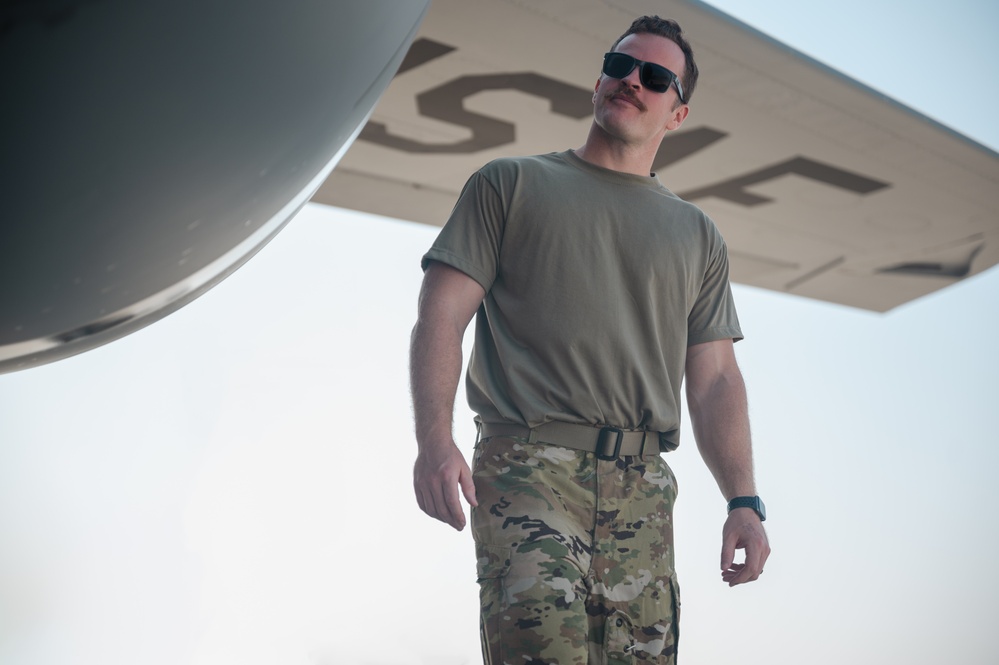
[1, 1, 998, 664]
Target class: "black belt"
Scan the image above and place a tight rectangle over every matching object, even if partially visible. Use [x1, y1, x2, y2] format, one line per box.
[477, 421, 660, 460]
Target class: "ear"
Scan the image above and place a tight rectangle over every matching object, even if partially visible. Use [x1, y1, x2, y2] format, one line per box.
[592, 77, 601, 104]
[665, 103, 689, 132]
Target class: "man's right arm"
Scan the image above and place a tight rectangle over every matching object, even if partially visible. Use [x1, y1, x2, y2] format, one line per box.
[411, 261, 487, 531]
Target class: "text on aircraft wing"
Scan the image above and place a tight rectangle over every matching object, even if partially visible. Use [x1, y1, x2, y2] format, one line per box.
[312, 0, 999, 312]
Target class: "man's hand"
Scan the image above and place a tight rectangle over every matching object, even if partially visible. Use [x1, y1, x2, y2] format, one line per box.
[720, 508, 770, 586]
[414, 439, 478, 531]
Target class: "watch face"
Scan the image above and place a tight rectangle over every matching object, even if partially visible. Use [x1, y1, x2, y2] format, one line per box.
[754, 497, 766, 521]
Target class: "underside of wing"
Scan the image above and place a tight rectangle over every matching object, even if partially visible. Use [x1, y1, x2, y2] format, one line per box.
[313, 0, 999, 312]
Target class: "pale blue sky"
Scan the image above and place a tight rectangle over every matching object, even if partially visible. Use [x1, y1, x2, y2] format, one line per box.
[1, 2, 997, 664]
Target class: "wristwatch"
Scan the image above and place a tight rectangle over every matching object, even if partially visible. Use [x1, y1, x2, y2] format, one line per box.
[727, 495, 766, 522]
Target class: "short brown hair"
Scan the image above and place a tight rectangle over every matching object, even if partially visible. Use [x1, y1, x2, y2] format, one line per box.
[611, 16, 698, 103]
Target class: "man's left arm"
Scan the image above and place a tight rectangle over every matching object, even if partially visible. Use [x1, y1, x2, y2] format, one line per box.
[685, 339, 771, 586]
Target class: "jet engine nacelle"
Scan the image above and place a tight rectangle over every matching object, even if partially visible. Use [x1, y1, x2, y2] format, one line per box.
[0, 0, 430, 372]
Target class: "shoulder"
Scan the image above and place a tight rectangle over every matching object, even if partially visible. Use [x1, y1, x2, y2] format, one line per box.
[663, 186, 721, 235]
[644, 193, 732, 267]
[651, 185, 726, 236]
[476, 152, 570, 180]
[463, 153, 572, 203]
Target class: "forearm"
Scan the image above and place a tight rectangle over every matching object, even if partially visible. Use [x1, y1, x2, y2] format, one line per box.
[409, 314, 464, 448]
[687, 366, 756, 500]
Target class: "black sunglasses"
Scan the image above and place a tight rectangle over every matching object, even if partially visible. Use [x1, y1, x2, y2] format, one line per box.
[602, 52, 686, 103]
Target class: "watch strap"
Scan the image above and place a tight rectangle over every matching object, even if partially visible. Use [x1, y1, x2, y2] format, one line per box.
[727, 495, 766, 521]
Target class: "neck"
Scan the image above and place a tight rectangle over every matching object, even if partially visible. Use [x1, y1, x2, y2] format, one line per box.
[573, 122, 662, 177]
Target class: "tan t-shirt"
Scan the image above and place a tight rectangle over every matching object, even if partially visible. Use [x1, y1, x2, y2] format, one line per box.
[422, 150, 742, 450]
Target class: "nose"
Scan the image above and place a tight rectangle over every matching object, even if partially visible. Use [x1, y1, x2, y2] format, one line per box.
[621, 64, 642, 89]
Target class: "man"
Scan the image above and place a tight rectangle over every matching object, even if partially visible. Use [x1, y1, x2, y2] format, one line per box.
[411, 15, 770, 663]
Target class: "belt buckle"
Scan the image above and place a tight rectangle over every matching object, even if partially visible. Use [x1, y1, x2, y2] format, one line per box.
[596, 427, 623, 461]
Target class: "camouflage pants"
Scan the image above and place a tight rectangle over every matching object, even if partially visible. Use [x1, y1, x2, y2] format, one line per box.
[471, 436, 680, 665]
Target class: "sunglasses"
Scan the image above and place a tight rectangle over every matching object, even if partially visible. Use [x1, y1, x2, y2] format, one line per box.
[602, 52, 686, 103]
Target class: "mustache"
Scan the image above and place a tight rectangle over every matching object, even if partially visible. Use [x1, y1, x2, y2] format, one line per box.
[606, 84, 645, 111]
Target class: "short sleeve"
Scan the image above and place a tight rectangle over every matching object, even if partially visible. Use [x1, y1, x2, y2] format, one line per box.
[686, 235, 743, 345]
[421, 169, 507, 293]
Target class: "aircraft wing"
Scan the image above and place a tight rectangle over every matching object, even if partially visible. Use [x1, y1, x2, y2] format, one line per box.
[312, 0, 999, 312]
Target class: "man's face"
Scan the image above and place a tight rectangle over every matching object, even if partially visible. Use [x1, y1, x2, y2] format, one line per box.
[592, 32, 689, 149]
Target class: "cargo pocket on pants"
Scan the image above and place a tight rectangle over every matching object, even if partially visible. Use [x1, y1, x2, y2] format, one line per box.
[603, 576, 681, 664]
[476, 544, 512, 583]
[669, 574, 681, 662]
[476, 543, 512, 665]
[604, 609, 636, 661]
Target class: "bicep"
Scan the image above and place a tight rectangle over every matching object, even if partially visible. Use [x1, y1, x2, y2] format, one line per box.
[685, 338, 740, 401]
[418, 261, 487, 333]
